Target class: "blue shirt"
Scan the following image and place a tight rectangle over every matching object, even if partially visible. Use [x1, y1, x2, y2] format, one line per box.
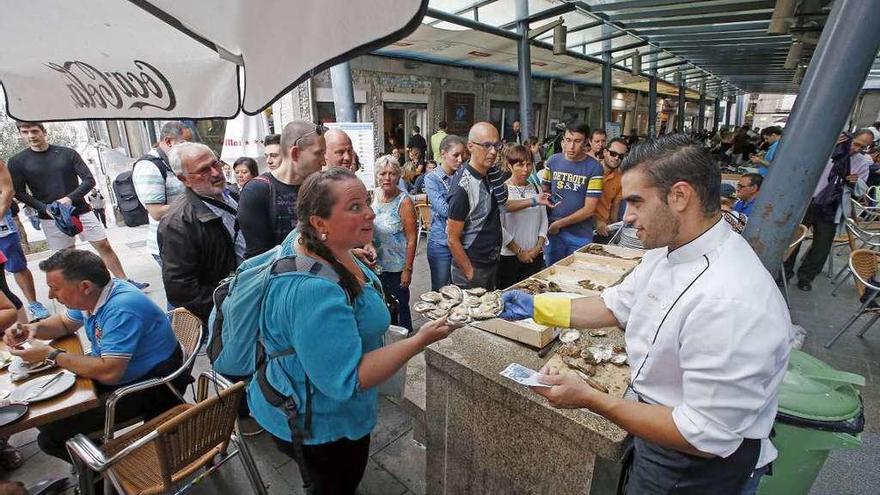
[248, 233, 390, 445]
[424, 167, 453, 245]
[543, 153, 604, 239]
[733, 198, 755, 217]
[65, 279, 177, 385]
[759, 141, 779, 176]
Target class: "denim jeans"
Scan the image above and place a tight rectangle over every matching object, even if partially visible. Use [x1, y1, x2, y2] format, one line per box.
[545, 230, 592, 265]
[426, 240, 452, 291]
[739, 464, 770, 495]
[378, 271, 413, 331]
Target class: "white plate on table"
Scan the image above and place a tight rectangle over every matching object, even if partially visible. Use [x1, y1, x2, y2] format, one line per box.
[8, 357, 56, 376]
[9, 372, 76, 403]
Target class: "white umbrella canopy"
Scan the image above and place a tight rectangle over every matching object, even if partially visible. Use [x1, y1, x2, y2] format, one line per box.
[0, 0, 427, 121]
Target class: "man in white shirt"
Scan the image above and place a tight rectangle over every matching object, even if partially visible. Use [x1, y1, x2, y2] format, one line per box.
[501, 134, 792, 494]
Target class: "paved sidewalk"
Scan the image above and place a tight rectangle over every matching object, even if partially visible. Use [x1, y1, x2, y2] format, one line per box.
[0, 224, 875, 494]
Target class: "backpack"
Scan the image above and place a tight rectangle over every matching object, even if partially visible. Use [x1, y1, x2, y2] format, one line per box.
[112, 155, 170, 227]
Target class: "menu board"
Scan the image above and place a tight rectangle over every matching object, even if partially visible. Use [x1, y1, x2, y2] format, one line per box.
[325, 122, 376, 188]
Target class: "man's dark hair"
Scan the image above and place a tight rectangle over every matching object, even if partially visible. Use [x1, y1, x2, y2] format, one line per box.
[413, 126, 421, 134]
[873, 121, 880, 130]
[607, 137, 628, 149]
[15, 121, 45, 132]
[264, 134, 281, 146]
[591, 129, 607, 140]
[565, 121, 591, 139]
[38, 249, 111, 287]
[438, 121, 448, 130]
[621, 134, 720, 216]
[761, 126, 783, 137]
[233, 157, 259, 177]
[743, 172, 763, 190]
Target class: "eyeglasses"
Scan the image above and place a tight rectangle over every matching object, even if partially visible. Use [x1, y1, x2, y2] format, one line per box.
[186, 159, 224, 179]
[606, 150, 626, 159]
[469, 140, 503, 152]
[294, 124, 328, 147]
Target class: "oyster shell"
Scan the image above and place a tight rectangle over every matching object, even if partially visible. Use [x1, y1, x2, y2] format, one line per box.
[413, 301, 437, 313]
[436, 300, 456, 311]
[426, 308, 449, 320]
[610, 353, 628, 365]
[420, 291, 443, 303]
[479, 291, 502, 306]
[577, 279, 605, 291]
[581, 344, 614, 364]
[547, 281, 562, 292]
[589, 330, 607, 338]
[559, 329, 581, 343]
[557, 343, 581, 358]
[465, 287, 487, 296]
[562, 356, 595, 376]
[439, 285, 463, 302]
[461, 295, 482, 307]
[516, 279, 548, 295]
[447, 306, 471, 324]
[470, 302, 502, 320]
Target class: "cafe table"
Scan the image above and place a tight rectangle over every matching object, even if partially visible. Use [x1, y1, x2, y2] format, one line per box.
[0, 334, 99, 437]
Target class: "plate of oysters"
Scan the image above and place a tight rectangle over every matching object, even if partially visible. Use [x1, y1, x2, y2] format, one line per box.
[413, 285, 504, 325]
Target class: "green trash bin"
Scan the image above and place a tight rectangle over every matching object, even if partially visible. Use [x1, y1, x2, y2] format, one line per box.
[758, 350, 865, 495]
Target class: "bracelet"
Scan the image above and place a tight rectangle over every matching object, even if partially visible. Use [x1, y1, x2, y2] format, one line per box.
[403, 267, 413, 272]
[530, 197, 537, 207]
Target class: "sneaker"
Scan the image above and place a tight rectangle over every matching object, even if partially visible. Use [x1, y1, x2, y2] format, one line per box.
[127, 279, 150, 290]
[27, 301, 50, 321]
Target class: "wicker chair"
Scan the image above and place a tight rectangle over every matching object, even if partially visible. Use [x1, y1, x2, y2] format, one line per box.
[415, 203, 432, 248]
[781, 224, 808, 306]
[103, 308, 203, 442]
[830, 218, 880, 296]
[825, 249, 880, 348]
[67, 373, 267, 495]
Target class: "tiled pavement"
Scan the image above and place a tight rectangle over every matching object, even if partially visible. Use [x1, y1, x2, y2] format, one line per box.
[0, 223, 877, 494]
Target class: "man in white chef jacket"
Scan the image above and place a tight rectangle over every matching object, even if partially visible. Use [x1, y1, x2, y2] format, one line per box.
[501, 133, 792, 494]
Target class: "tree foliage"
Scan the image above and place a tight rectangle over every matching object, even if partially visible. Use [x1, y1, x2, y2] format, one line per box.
[0, 111, 83, 161]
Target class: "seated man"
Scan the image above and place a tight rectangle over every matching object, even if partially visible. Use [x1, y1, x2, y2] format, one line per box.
[3, 249, 187, 463]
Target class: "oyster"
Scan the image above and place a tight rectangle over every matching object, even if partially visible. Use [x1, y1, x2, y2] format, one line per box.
[562, 356, 595, 376]
[461, 295, 482, 307]
[578, 280, 605, 291]
[470, 302, 502, 320]
[447, 306, 471, 324]
[436, 300, 456, 311]
[479, 291, 502, 306]
[465, 287, 487, 296]
[426, 308, 449, 320]
[516, 279, 548, 295]
[420, 291, 443, 303]
[547, 281, 562, 292]
[557, 343, 581, 358]
[610, 353, 628, 365]
[413, 301, 437, 313]
[584, 244, 622, 259]
[440, 285, 463, 302]
[559, 329, 581, 343]
[581, 344, 614, 364]
[589, 330, 607, 338]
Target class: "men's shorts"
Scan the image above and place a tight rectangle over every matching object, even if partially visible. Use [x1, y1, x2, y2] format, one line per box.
[0, 233, 28, 273]
[40, 211, 107, 251]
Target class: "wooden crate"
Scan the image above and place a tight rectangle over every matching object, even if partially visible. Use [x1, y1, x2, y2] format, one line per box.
[576, 243, 645, 260]
[471, 318, 557, 349]
[555, 252, 639, 278]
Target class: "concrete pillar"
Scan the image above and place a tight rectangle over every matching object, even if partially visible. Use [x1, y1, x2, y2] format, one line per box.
[677, 81, 686, 132]
[648, 53, 658, 137]
[330, 62, 357, 122]
[516, 0, 533, 139]
[602, 24, 613, 129]
[713, 97, 722, 131]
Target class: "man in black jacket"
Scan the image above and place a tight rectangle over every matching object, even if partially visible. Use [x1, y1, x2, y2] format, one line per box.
[157, 143, 242, 325]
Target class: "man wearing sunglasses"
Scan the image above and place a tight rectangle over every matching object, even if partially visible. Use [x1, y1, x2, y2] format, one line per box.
[237, 120, 327, 258]
[594, 138, 629, 244]
[542, 121, 605, 263]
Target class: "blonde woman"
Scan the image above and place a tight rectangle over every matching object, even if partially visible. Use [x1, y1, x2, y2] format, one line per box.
[373, 155, 418, 331]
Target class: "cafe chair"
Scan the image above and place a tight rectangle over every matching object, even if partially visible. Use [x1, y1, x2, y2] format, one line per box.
[415, 203, 432, 248]
[66, 373, 268, 495]
[830, 218, 880, 296]
[825, 249, 880, 348]
[103, 308, 203, 442]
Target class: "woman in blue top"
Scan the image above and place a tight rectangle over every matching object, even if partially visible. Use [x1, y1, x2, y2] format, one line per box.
[247, 167, 460, 494]
[423, 135, 467, 290]
[373, 156, 418, 331]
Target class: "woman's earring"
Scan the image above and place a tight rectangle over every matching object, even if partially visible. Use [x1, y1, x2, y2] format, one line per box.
[320, 232, 328, 241]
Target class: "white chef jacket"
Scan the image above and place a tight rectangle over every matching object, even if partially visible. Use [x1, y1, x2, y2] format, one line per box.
[601, 218, 792, 468]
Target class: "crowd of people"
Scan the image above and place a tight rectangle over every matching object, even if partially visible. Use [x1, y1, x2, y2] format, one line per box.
[0, 111, 877, 494]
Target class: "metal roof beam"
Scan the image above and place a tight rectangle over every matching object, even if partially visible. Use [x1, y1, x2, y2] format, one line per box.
[569, 30, 628, 50]
[648, 33, 789, 43]
[426, 0, 499, 26]
[589, 0, 710, 11]
[611, 1, 775, 20]
[587, 40, 649, 57]
[497, 3, 577, 30]
[635, 21, 770, 35]
[621, 13, 775, 29]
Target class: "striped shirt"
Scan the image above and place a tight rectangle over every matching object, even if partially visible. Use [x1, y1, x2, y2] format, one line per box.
[132, 149, 186, 256]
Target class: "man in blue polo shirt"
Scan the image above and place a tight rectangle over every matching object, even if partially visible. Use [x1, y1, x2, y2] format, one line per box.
[541, 121, 604, 264]
[4, 249, 186, 463]
[733, 173, 763, 218]
[751, 126, 782, 176]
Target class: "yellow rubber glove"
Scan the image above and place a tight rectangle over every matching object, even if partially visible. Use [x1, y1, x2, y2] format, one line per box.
[533, 293, 574, 328]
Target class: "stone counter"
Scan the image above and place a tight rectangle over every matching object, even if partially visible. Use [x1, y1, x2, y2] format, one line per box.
[425, 325, 630, 494]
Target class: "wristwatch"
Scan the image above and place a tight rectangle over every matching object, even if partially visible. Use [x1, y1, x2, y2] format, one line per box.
[47, 348, 66, 366]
